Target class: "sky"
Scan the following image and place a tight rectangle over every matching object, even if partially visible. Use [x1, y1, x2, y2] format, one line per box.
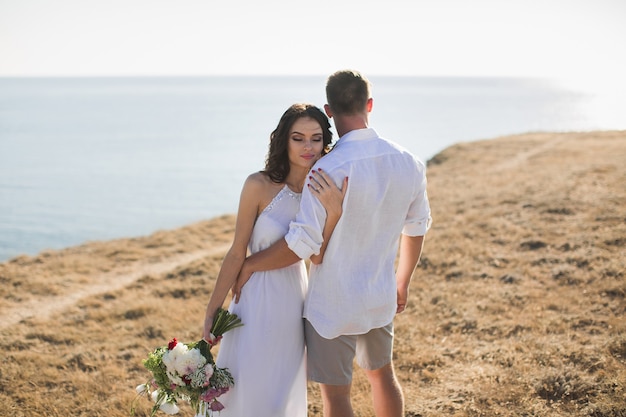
[1, 0, 625, 87]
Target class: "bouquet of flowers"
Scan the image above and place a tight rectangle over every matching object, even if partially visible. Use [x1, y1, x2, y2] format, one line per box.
[132, 308, 243, 416]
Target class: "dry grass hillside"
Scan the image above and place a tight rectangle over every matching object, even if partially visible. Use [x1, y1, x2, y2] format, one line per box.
[0, 131, 624, 417]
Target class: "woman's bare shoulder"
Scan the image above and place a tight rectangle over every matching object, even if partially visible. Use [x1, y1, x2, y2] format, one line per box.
[243, 172, 284, 211]
[244, 171, 274, 191]
[246, 171, 268, 184]
[243, 171, 283, 197]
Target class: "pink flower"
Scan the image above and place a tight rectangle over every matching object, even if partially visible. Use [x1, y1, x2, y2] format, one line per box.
[168, 338, 178, 350]
[200, 387, 227, 402]
[200, 388, 218, 402]
[210, 400, 225, 412]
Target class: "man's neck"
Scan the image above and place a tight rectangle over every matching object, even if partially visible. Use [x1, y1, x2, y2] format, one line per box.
[335, 115, 369, 138]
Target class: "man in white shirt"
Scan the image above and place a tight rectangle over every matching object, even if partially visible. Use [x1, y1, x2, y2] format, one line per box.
[235, 69, 431, 417]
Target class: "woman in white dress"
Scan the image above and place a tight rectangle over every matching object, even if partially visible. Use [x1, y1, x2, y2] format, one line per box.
[202, 103, 346, 417]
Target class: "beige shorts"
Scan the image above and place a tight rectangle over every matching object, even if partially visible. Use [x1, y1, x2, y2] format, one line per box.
[304, 319, 394, 385]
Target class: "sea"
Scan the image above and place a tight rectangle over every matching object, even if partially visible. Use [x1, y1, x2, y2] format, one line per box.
[1, 76, 625, 261]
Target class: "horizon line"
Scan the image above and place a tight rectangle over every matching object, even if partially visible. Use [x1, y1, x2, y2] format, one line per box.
[0, 73, 559, 80]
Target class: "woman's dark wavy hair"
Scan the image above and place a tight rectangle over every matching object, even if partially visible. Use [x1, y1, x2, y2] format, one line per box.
[263, 103, 333, 183]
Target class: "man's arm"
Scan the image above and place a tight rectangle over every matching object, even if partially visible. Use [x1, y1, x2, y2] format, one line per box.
[232, 238, 300, 302]
[396, 234, 425, 313]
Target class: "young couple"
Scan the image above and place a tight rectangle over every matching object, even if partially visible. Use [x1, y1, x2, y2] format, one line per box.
[203, 69, 431, 417]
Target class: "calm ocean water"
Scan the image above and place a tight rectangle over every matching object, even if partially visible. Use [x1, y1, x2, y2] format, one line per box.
[1, 76, 625, 261]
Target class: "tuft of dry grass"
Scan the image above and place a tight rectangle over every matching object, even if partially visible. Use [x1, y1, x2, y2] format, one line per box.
[0, 131, 625, 416]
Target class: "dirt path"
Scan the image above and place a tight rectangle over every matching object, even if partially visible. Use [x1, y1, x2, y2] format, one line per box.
[490, 134, 567, 172]
[0, 244, 231, 330]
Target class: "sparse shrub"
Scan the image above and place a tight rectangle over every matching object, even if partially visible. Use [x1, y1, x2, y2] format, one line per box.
[535, 368, 592, 402]
[25, 332, 76, 345]
[607, 336, 626, 362]
[141, 325, 164, 340]
[124, 307, 148, 320]
[500, 274, 518, 284]
[66, 353, 97, 372]
[520, 240, 548, 250]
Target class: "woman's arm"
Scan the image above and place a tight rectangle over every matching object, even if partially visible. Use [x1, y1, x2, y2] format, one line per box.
[309, 168, 347, 264]
[202, 175, 262, 340]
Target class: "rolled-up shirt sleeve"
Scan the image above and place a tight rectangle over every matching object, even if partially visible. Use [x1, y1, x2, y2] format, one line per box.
[285, 223, 321, 260]
[285, 188, 325, 260]
[402, 212, 432, 236]
[402, 160, 432, 236]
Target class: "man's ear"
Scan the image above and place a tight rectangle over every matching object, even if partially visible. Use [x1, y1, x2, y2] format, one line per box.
[324, 104, 333, 118]
[366, 98, 373, 113]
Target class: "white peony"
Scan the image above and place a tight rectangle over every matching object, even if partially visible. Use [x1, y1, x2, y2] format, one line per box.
[163, 344, 207, 378]
[162, 343, 188, 373]
[174, 348, 206, 375]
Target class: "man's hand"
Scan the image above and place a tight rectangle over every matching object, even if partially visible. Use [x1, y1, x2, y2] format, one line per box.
[397, 286, 409, 314]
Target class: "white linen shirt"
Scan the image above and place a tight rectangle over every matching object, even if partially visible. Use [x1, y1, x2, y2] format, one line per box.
[285, 128, 431, 339]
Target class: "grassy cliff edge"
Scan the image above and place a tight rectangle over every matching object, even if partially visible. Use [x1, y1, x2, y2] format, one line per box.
[1, 131, 624, 416]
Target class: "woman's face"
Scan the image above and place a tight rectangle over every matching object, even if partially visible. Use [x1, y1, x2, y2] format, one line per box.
[287, 116, 324, 171]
